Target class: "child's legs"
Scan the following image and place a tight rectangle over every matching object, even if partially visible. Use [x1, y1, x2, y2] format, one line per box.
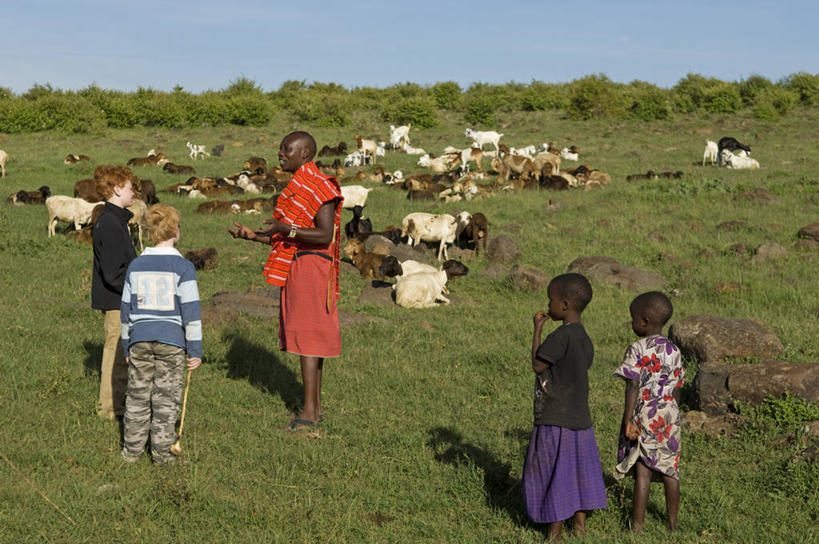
[631, 460, 652, 531]
[122, 342, 156, 458]
[572, 511, 587, 534]
[662, 474, 680, 529]
[298, 356, 323, 422]
[149, 343, 186, 463]
[99, 310, 129, 418]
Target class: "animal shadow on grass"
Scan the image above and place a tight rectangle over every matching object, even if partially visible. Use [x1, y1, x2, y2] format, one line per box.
[222, 332, 301, 413]
[82, 341, 103, 377]
[427, 426, 527, 526]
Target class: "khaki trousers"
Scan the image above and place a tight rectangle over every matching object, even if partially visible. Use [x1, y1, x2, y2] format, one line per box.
[98, 310, 128, 418]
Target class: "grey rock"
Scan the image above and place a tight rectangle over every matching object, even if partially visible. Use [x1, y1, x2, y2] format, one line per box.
[668, 314, 783, 363]
[356, 281, 395, 307]
[486, 235, 520, 264]
[751, 242, 788, 262]
[364, 235, 395, 253]
[567, 256, 666, 291]
[797, 223, 819, 241]
[735, 188, 781, 205]
[509, 264, 550, 291]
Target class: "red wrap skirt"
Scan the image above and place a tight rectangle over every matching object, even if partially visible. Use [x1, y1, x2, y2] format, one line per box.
[279, 250, 341, 358]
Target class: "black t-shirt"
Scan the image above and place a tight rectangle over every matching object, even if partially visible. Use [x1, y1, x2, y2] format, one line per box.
[533, 322, 594, 429]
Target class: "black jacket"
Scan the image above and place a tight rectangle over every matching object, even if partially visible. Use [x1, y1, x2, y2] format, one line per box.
[91, 202, 136, 310]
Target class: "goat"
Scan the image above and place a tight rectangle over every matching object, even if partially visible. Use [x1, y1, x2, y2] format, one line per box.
[717, 137, 751, 166]
[343, 238, 388, 279]
[64, 154, 91, 164]
[491, 155, 538, 184]
[401, 211, 470, 261]
[511, 145, 537, 157]
[45, 196, 103, 236]
[464, 128, 503, 151]
[135, 179, 158, 205]
[340, 185, 372, 209]
[127, 153, 168, 167]
[354, 134, 378, 164]
[392, 261, 469, 309]
[458, 212, 488, 254]
[163, 163, 197, 175]
[7, 186, 51, 205]
[402, 142, 427, 155]
[318, 141, 348, 157]
[418, 154, 452, 173]
[211, 144, 225, 157]
[73, 178, 102, 202]
[533, 152, 561, 176]
[243, 157, 267, 172]
[459, 147, 484, 173]
[703, 140, 718, 166]
[389, 124, 411, 148]
[187, 141, 209, 160]
[379, 255, 469, 280]
[0, 149, 8, 177]
[344, 151, 368, 167]
[560, 146, 580, 161]
[721, 149, 760, 169]
[344, 205, 373, 239]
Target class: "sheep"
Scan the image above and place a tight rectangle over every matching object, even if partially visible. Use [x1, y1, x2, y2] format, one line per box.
[127, 198, 147, 250]
[0, 149, 8, 178]
[379, 255, 469, 279]
[73, 178, 102, 202]
[339, 171, 367, 184]
[340, 185, 373, 209]
[45, 196, 103, 236]
[163, 163, 197, 175]
[721, 149, 759, 169]
[391, 260, 469, 309]
[560, 146, 580, 161]
[318, 141, 348, 157]
[401, 211, 470, 261]
[187, 141, 209, 159]
[402, 142, 427, 155]
[418, 154, 452, 173]
[344, 205, 373, 239]
[717, 137, 751, 166]
[458, 212, 488, 255]
[354, 134, 378, 164]
[703, 140, 718, 166]
[64, 154, 91, 164]
[135, 179, 158, 205]
[389, 124, 411, 148]
[7, 186, 51, 205]
[464, 128, 503, 151]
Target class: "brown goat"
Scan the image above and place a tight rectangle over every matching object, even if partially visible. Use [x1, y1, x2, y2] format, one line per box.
[163, 163, 197, 175]
[64, 154, 91, 164]
[343, 238, 387, 279]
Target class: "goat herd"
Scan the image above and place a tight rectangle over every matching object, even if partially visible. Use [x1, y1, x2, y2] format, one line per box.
[3, 128, 756, 309]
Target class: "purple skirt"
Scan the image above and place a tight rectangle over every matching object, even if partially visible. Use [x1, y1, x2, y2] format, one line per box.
[522, 425, 607, 524]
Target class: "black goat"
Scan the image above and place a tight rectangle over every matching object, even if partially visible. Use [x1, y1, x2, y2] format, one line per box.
[718, 137, 751, 166]
[344, 205, 373, 240]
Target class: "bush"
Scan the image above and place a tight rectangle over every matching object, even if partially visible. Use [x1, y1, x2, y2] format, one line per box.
[463, 96, 496, 127]
[702, 82, 743, 114]
[381, 96, 439, 128]
[289, 90, 350, 127]
[0, 87, 14, 100]
[521, 81, 569, 111]
[135, 90, 187, 128]
[0, 95, 106, 133]
[738, 74, 774, 105]
[672, 73, 722, 112]
[430, 81, 462, 110]
[783, 72, 819, 106]
[752, 87, 798, 120]
[222, 77, 263, 97]
[626, 81, 673, 121]
[228, 95, 275, 126]
[567, 74, 626, 119]
[738, 393, 819, 432]
[102, 94, 141, 129]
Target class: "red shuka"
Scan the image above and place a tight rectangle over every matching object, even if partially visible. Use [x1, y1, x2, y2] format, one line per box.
[262, 161, 343, 296]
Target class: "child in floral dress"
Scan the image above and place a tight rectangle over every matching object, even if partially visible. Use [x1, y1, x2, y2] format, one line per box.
[614, 291, 683, 532]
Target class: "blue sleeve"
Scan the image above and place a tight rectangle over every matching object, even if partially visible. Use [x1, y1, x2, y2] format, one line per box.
[178, 261, 202, 359]
[120, 265, 133, 358]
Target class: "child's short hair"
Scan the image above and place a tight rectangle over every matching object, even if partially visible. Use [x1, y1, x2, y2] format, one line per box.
[143, 204, 181, 246]
[94, 165, 135, 200]
[549, 273, 593, 312]
[630, 291, 674, 326]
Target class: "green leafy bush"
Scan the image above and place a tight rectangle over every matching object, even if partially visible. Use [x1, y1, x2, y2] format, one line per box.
[626, 81, 673, 121]
[738, 393, 819, 431]
[135, 91, 187, 128]
[738, 74, 774, 105]
[702, 82, 743, 113]
[289, 90, 350, 127]
[381, 96, 439, 128]
[430, 81, 462, 110]
[753, 87, 798, 120]
[521, 81, 569, 111]
[463, 95, 496, 127]
[228, 95, 275, 126]
[567, 74, 626, 119]
[672, 73, 721, 112]
[783, 72, 819, 105]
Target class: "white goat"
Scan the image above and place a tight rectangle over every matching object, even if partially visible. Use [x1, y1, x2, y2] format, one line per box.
[511, 145, 536, 157]
[376, 142, 386, 157]
[418, 154, 451, 173]
[187, 141, 209, 160]
[703, 140, 718, 166]
[0, 149, 8, 178]
[721, 149, 759, 169]
[389, 124, 411, 148]
[464, 128, 503, 151]
[402, 142, 426, 155]
[355, 134, 378, 164]
[236, 174, 262, 194]
[560, 147, 579, 161]
[401, 211, 470, 261]
[45, 196, 103, 236]
[341, 185, 373, 209]
[393, 270, 451, 308]
[344, 151, 368, 167]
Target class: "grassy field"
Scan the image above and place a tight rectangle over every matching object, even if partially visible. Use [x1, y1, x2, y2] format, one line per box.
[1, 109, 818, 543]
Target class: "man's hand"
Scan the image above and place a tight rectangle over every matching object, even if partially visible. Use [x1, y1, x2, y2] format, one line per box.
[187, 357, 202, 370]
[254, 218, 287, 238]
[228, 222, 257, 240]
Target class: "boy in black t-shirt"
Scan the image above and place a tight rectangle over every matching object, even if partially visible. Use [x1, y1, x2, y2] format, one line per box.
[522, 273, 607, 541]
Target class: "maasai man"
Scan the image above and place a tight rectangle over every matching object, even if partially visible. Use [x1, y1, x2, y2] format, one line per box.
[229, 131, 343, 431]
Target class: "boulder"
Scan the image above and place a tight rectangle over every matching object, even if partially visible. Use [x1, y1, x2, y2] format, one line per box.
[795, 239, 819, 250]
[682, 410, 740, 437]
[356, 281, 395, 307]
[480, 263, 509, 280]
[735, 188, 781, 205]
[690, 360, 819, 415]
[797, 223, 819, 241]
[486, 235, 520, 264]
[567, 256, 665, 291]
[389, 243, 432, 264]
[340, 260, 359, 276]
[751, 242, 788, 262]
[364, 234, 395, 253]
[669, 314, 783, 363]
[446, 246, 475, 261]
[509, 264, 549, 292]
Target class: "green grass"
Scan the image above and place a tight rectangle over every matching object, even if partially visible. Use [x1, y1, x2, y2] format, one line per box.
[1, 109, 818, 543]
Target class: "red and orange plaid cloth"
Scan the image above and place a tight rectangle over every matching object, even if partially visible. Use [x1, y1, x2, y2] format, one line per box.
[263, 161, 343, 297]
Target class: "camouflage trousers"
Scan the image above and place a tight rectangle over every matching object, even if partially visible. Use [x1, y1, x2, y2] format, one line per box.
[122, 341, 185, 464]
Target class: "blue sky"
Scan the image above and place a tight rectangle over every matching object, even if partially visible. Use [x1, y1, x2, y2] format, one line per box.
[2, 1, 816, 94]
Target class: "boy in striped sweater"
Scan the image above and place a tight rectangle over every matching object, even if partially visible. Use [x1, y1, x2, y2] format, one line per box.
[120, 204, 202, 464]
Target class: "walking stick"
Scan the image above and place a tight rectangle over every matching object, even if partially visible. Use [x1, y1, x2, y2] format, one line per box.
[170, 369, 192, 455]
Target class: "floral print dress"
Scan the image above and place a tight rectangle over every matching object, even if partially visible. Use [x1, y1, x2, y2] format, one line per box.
[614, 335, 684, 480]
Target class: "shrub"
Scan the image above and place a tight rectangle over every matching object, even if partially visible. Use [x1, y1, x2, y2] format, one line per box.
[182, 92, 232, 127]
[0, 94, 107, 133]
[567, 74, 626, 119]
[222, 77, 264, 97]
[521, 81, 569, 111]
[702, 82, 743, 114]
[289, 90, 350, 127]
[752, 87, 798, 120]
[21, 83, 58, 101]
[626, 81, 673, 121]
[430, 81, 462, 110]
[381, 96, 439, 128]
[737, 393, 819, 432]
[672, 73, 722, 112]
[463, 95, 496, 127]
[0, 87, 14, 100]
[783, 72, 819, 105]
[136, 91, 187, 128]
[102, 94, 141, 129]
[228, 95, 275, 126]
[738, 74, 774, 105]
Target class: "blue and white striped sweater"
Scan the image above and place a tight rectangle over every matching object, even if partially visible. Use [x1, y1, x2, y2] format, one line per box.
[120, 247, 202, 359]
